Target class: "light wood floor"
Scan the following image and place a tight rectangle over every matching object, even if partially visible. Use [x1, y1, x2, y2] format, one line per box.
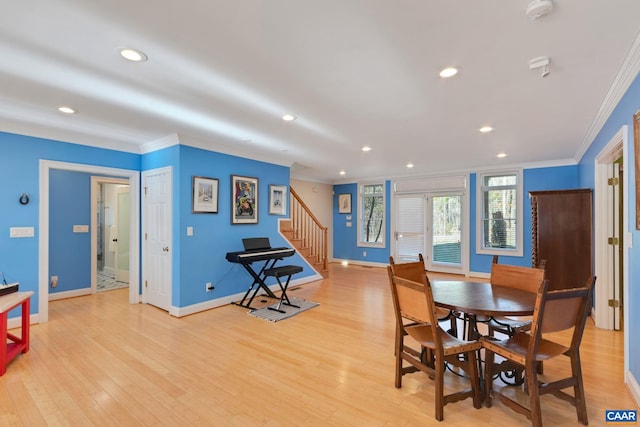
[1, 264, 637, 426]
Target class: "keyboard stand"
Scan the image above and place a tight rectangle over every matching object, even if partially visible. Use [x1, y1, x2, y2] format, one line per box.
[233, 259, 279, 308]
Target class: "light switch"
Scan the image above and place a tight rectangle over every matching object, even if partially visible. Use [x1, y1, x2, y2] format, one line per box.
[187, 226, 193, 236]
[10, 226, 35, 238]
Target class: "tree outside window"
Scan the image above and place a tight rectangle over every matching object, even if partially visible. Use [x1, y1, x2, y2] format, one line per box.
[477, 171, 522, 256]
[359, 183, 385, 246]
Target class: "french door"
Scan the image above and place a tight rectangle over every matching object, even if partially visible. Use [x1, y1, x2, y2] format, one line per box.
[394, 193, 463, 273]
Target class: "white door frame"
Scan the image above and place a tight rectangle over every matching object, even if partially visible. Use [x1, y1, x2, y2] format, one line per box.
[593, 125, 629, 373]
[390, 175, 470, 276]
[39, 160, 140, 323]
[90, 177, 130, 293]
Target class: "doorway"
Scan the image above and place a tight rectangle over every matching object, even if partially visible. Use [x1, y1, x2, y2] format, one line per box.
[93, 178, 130, 292]
[39, 160, 140, 323]
[393, 192, 465, 274]
[594, 126, 629, 334]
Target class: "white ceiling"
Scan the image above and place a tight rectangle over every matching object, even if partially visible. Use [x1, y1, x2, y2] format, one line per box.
[2, 1, 640, 183]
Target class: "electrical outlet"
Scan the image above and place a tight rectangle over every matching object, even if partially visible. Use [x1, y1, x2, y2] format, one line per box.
[363, 251, 367, 257]
[51, 275, 58, 288]
[206, 282, 213, 292]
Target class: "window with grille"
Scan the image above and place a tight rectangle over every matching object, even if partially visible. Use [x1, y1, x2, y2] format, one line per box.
[476, 170, 523, 256]
[358, 182, 385, 247]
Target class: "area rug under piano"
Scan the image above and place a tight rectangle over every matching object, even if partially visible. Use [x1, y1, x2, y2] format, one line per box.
[247, 297, 319, 322]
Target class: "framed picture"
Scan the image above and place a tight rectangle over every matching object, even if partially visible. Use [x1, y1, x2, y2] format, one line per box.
[338, 193, 351, 214]
[231, 175, 258, 224]
[192, 176, 219, 213]
[269, 185, 287, 215]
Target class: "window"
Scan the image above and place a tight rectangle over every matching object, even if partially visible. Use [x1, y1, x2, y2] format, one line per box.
[476, 170, 523, 256]
[358, 182, 385, 247]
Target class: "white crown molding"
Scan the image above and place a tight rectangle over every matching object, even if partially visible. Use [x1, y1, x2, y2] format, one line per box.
[140, 133, 181, 154]
[576, 30, 640, 161]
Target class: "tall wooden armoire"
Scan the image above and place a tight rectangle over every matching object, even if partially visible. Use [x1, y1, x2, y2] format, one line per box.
[530, 189, 593, 290]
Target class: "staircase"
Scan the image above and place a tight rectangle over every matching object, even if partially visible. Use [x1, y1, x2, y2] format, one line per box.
[280, 187, 329, 277]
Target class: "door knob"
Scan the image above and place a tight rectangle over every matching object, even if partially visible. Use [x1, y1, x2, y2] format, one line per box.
[163, 246, 169, 252]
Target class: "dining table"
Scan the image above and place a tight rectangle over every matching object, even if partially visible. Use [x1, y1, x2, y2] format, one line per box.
[430, 279, 537, 387]
[431, 279, 536, 319]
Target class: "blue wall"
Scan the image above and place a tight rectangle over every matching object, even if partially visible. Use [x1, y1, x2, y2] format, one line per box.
[469, 165, 580, 272]
[336, 167, 578, 274]
[1, 130, 317, 319]
[0, 131, 140, 315]
[173, 145, 312, 307]
[333, 181, 391, 263]
[578, 72, 640, 381]
[49, 170, 92, 293]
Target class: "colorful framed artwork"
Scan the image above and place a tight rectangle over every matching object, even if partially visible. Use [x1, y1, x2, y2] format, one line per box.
[232, 175, 258, 224]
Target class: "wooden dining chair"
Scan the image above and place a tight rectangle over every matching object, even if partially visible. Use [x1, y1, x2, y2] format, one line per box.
[481, 277, 595, 427]
[487, 255, 546, 337]
[386, 267, 482, 421]
[389, 255, 457, 337]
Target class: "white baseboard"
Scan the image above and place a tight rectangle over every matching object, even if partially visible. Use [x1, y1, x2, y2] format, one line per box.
[48, 288, 91, 301]
[468, 270, 491, 280]
[331, 258, 387, 268]
[7, 314, 39, 329]
[626, 369, 640, 407]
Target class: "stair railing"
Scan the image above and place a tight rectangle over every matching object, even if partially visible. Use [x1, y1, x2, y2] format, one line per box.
[290, 187, 328, 271]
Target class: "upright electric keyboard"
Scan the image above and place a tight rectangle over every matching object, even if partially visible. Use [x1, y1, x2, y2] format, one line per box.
[225, 237, 296, 308]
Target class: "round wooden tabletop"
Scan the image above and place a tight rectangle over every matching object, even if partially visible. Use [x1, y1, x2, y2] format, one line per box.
[431, 280, 536, 317]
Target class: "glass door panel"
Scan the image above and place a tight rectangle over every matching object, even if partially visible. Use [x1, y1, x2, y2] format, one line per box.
[430, 195, 462, 267]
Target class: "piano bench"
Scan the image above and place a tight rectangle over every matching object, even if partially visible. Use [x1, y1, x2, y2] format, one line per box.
[264, 265, 303, 278]
[264, 265, 303, 313]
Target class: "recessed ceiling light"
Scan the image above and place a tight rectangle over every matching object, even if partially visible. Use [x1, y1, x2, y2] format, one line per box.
[439, 67, 459, 78]
[58, 106, 76, 114]
[282, 114, 296, 121]
[361, 146, 372, 152]
[406, 163, 414, 168]
[479, 126, 494, 133]
[120, 48, 148, 62]
[339, 170, 346, 175]
[497, 153, 508, 158]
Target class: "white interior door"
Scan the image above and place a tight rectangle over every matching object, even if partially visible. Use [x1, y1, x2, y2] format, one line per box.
[142, 167, 172, 311]
[115, 186, 130, 283]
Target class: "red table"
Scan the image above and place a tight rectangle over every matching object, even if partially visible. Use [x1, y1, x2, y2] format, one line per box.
[0, 291, 33, 376]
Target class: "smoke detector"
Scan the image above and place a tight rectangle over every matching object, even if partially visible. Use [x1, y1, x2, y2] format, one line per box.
[529, 56, 550, 78]
[526, 0, 553, 20]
